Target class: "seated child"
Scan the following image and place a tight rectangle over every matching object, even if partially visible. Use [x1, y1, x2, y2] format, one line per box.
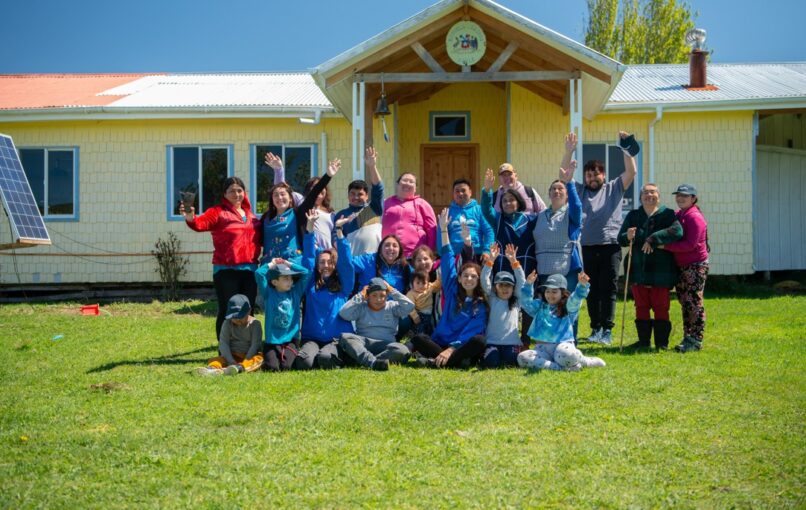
[517, 272, 606, 371]
[406, 270, 441, 336]
[338, 277, 414, 371]
[480, 243, 526, 368]
[195, 294, 263, 376]
[255, 258, 311, 371]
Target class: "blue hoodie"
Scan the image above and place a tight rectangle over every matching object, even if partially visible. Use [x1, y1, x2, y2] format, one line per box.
[300, 233, 355, 343]
[441, 199, 495, 256]
[350, 252, 410, 294]
[431, 244, 488, 348]
[255, 260, 311, 345]
[480, 189, 538, 275]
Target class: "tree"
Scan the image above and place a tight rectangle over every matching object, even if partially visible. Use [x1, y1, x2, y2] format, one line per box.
[585, 0, 696, 64]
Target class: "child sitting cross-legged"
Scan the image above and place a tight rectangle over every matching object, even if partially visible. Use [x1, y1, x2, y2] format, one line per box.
[480, 242, 526, 368]
[195, 294, 263, 376]
[517, 272, 606, 372]
[255, 257, 311, 371]
[338, 277, 414, 371]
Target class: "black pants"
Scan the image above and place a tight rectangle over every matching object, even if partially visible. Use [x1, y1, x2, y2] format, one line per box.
[263, 342, 298, 371]
[213, 269, 257, 339]
[411, 334, 486, 368]
[582, 244, 622, 331]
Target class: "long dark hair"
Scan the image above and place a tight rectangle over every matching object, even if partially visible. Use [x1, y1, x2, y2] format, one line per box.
[376, 234, 409, 290]
[222, 176, 246, 194]
[501, 188, 526, 212]
[541, 288, 572, 318]
[305, 177, 333, 212]
[456, 262, 488, 315]
[314, 248, 341, 293]
[261, 182, 295, 222]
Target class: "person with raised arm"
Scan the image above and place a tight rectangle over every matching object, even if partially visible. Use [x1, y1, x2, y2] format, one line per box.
[333, 146, 384, 256]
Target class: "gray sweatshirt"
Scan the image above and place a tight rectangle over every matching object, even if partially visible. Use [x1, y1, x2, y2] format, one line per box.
[481, 264, 526, 346]
[338, 288, 414, 343]
[219, 317, 263, 365]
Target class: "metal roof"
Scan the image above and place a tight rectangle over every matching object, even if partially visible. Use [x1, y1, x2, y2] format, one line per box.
[606, 63, 806, 111]
[103, 73, 332, 108]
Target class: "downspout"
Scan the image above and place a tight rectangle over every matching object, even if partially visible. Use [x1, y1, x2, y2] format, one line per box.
[648, 105, 663, 182]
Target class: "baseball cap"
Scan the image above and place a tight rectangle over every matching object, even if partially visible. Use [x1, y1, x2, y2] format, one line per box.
[268, 263, 303, 281]
[493, 271, 516, 286]
[672, 184, 698, 196]
[225, 294, 251, 319]
[367, 277, 388, 294]
[542, 274, 568, 290]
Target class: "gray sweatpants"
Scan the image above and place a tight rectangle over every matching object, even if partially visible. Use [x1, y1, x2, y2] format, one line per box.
[338, 333, 410, 368]
[295, 340, 343, 370]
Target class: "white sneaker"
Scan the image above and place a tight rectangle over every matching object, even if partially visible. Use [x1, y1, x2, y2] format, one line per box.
[583, 356, 606, 368]
[565, 362, 583, 372]
[599, 329, 613, 345]
[587, 328, 602, 343]
[194, 367, 223, 376]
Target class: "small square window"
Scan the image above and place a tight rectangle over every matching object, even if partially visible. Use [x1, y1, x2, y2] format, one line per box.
[429, 112, 470, 141]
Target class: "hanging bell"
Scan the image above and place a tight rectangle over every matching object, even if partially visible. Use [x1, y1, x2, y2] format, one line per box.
[374, 93, 391, 116]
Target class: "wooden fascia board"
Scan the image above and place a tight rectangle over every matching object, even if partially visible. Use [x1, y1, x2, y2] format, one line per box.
[355, 70, 579, 83]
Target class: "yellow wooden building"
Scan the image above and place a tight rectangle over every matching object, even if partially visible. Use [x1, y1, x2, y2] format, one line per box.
[1, 0, 805, 286]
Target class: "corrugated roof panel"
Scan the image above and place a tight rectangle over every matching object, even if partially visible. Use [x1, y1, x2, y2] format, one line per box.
[105, 73, 332, 108]
[0, 74, 151, 109]
[608, 63, 806, 106]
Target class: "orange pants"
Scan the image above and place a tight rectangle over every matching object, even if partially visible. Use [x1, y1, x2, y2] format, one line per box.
[207, 352, 263, 372]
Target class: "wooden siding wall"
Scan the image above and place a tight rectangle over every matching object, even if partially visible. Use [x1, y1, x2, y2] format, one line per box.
[755, 146, 806, 271]
[758, 113, 806, 150]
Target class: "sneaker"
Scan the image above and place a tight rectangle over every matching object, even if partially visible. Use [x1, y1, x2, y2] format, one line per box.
[223, 364, 243, 376]
[598, 329, 613, 345]
[371, 359, 390, 371]
[194, 367, 223, 376]
[415, 355, 436, 368]
[675, 337, 702, 353]
[583, 356, 607, 368]
[587, 328, 602, 343]
[565, 362, 583, 372]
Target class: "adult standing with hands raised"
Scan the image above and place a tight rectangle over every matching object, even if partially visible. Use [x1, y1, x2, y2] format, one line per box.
[181, 176, 261, 339]
[334, 146, 385, 256]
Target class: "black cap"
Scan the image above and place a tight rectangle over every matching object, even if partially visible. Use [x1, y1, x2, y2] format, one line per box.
[367, 277, 388, 294]
[672, 184, 698, 196]
[225, 294, 251, 319]
[493, 271, 516, 286]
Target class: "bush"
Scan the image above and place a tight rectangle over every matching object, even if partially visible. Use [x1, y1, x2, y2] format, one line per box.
[151, 232, 189, 301]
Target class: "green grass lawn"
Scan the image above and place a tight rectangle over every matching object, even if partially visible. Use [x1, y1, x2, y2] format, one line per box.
[1, 294, 804, 509]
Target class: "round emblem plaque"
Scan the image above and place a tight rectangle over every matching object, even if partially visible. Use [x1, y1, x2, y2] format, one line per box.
[445, 21, 487, 67]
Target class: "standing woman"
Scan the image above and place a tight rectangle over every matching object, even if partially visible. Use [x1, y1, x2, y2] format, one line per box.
[296, 210, 355, 369]
[658, 184, 709, 353]
[382, 172, 437, 258]
[181, 176, 261, 338]
[410, 209, 488, 369]
[260, 159, 341, 264]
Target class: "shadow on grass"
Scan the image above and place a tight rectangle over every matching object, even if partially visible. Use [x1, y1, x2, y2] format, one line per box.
[87, 345, 217, 373]
[172, 301, 218, 317]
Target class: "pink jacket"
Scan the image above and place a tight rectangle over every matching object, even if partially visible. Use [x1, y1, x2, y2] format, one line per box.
[664, 205, 708, 267]
[382, 195, 437, 258]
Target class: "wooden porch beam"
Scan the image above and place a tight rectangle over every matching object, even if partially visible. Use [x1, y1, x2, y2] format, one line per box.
[486, 41, 519, 73]
[410, 42, 445, 73]
[355, 70, 579, 83]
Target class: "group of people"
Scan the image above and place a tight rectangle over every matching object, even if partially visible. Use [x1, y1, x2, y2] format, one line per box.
[183, 131, 710, 376]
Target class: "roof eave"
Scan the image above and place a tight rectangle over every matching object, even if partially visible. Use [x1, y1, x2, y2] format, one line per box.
[603, 96, 806, 114]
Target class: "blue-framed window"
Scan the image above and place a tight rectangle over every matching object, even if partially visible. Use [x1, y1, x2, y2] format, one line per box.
[583, 141, 643, 218]
[250, 143, 316, 215]
[167, 145, 233, 220]
[429, 111, 471, 142]
[18, 147, 80, 221]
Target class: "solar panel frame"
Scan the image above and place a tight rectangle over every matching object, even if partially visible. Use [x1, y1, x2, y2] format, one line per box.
[0, 133, 52, 249]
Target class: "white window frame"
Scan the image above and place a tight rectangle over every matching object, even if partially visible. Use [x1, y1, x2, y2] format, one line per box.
[18, 146, 80, 222]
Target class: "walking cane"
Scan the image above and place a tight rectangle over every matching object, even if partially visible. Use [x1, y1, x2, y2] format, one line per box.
[619, 238, 634, 352]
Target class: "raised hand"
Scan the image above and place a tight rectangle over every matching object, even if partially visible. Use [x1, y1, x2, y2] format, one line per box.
[564, 132, 578, 154]
[526, 270, 538, 285]
[559, 160, 576, 183]
[504, 243, 518, 261]
[265, 152, 283, 170]
[489, 242, 500, 260]
[179, 202, 195, 221]
[619, 130, 629, 140]
[335, 212, 357, 229]
[305, 209, 320, 232]
[484, 168, 495, 191]
[326, 158, 341, 177]
[460, 218, 471, 246]
[365, 147, 377, 169]
[439, 208, 450, 229]
[578, 272, 590, 285]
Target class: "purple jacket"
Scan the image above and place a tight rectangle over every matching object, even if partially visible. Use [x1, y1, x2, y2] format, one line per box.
[664, 205, 708, 266]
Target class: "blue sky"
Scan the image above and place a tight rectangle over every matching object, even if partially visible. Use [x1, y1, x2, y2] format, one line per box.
[1, 0, 804, 73]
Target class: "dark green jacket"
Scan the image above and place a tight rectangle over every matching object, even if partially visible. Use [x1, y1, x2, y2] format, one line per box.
[617, 206, 683, 288]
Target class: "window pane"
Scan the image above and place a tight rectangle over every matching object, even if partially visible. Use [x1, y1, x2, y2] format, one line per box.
[284, 146, 312, 195]
[582, 144, 607, 166]
[19, 149, 45, 215]
[173, 147, 199, 215]
[201, 148, 228, 213]
[47, 150, 74, 215]
[434, 116, 466, 137]
[255, 145, 283, 215]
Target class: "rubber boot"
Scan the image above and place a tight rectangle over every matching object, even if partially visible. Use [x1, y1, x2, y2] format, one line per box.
[627, 319, 653, 349]
[653, 320, 672, 350]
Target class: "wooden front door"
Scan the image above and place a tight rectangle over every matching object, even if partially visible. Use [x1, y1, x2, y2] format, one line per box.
[420, 144, 479, 214]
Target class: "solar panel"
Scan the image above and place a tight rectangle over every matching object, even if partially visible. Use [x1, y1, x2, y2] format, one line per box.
[0, 133, 51, 249]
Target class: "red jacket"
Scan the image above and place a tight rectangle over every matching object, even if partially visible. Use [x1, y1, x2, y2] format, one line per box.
[186, 196, 261, 266]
